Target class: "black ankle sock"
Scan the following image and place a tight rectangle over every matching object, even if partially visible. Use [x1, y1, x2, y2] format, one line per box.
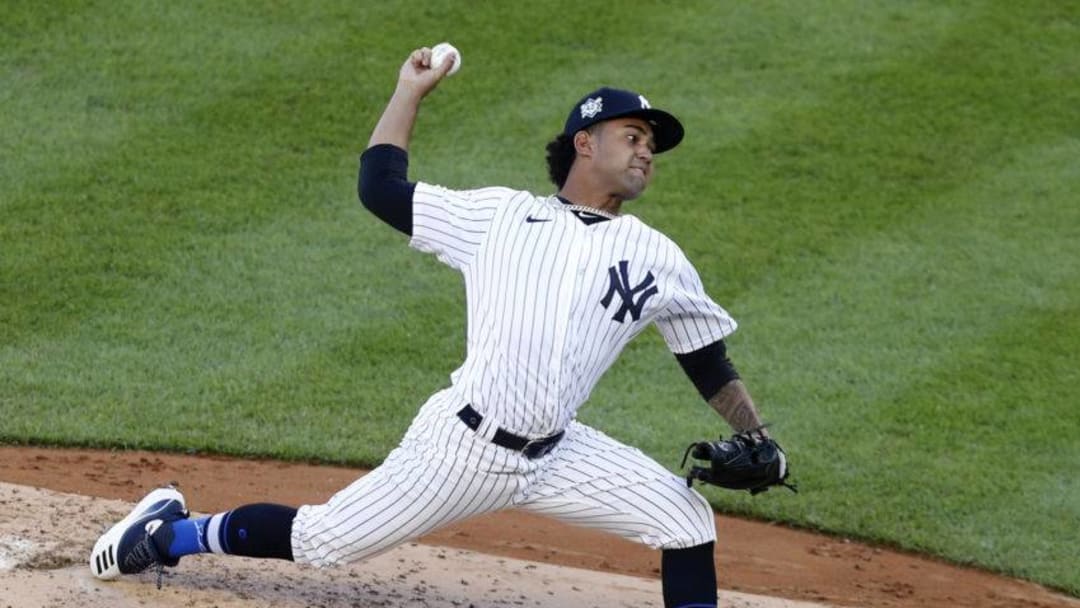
[220, 503, 297, 560]
[661, 541, 717, 608]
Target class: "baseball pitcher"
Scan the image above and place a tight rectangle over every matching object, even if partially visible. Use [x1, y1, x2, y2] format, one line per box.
[90, 45, 792, 608]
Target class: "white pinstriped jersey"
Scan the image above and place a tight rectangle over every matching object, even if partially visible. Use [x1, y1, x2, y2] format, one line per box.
[410, 182, 738, 438]
[289, 181, 730, 567]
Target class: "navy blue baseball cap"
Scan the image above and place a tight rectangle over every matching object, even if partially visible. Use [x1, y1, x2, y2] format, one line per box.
[563, 87, 684, 153]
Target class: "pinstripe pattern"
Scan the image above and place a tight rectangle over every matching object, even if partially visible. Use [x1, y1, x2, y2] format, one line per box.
[292, 390, 526, 567]
[517, 421, 716, 549]
[290, 183, 732, 566]
[411, 182, 736, 437]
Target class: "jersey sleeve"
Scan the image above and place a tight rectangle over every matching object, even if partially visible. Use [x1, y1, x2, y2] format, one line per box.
[409, 182, 507, 270]
[654, 252, 738, 354]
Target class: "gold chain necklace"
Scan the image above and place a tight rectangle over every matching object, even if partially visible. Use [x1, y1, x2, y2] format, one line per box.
[563, 204, 619, 220]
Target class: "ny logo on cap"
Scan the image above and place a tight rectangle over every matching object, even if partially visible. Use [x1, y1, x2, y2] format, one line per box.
[580, 97, 603, 119]
[638, 95, 650, 109]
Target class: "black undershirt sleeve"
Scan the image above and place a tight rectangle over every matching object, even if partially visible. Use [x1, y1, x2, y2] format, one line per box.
[358, 143, 416, 235]
[674, 339, 741, 401]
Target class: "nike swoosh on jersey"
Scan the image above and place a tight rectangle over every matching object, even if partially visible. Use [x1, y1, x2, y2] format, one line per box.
[525, 216, 552, 223]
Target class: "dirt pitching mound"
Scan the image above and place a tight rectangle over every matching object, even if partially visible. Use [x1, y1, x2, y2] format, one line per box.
[3, 446, 1079, 608]
[0, 482, 834, 607]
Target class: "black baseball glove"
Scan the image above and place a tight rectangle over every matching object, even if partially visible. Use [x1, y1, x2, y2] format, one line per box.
[681, 431, 796, 495]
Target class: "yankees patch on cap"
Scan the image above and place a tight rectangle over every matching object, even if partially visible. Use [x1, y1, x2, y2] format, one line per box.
[563, 87, 684, 153]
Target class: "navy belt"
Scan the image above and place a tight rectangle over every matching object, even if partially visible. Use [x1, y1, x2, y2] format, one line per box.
[457, 404, 564, 459]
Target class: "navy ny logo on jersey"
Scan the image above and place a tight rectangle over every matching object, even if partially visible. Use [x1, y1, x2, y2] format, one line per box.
[600, 260, 658, 323]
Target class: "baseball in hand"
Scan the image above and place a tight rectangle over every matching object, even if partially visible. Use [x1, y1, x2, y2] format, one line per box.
[430, 42, 461, 76]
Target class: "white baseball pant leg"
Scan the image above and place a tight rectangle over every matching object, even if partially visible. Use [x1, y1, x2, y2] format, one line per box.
[516, 421, 717, 550]
[289, 393, 525, 567]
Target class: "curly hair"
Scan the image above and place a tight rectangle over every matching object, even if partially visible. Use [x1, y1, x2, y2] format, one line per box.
[544, 133, 576, 189]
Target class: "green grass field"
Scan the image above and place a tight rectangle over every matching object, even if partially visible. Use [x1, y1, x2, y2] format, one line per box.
[3, 0, 1078, 596]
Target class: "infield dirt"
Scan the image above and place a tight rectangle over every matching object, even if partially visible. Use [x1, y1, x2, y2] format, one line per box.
[2, 446, 1077, 608]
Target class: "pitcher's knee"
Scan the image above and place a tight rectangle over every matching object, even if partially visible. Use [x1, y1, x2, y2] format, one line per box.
[657, 491, 717, 550]
[289, 502, 424, 568]
[289, 503, 377, 568]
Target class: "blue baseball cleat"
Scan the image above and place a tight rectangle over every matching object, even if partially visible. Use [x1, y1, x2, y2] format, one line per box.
[90, 485, 189, 584]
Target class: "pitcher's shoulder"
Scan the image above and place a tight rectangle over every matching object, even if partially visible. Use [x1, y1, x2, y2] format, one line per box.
[623, 216, 685, 252]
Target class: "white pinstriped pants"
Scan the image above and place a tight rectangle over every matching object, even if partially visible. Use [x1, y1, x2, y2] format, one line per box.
[290, 389, 716, 567]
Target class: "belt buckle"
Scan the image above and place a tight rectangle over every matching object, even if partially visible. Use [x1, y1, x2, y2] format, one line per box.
[522, 438, 555, 459]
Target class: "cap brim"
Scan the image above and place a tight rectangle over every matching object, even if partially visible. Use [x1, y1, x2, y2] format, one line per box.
[621, 108, 684, 153]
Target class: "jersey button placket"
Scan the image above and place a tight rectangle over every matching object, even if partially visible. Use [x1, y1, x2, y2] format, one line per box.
[549, 231, 584, 411]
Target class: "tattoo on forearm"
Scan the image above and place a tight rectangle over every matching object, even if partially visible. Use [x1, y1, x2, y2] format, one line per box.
[708, 380, 766, 433]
